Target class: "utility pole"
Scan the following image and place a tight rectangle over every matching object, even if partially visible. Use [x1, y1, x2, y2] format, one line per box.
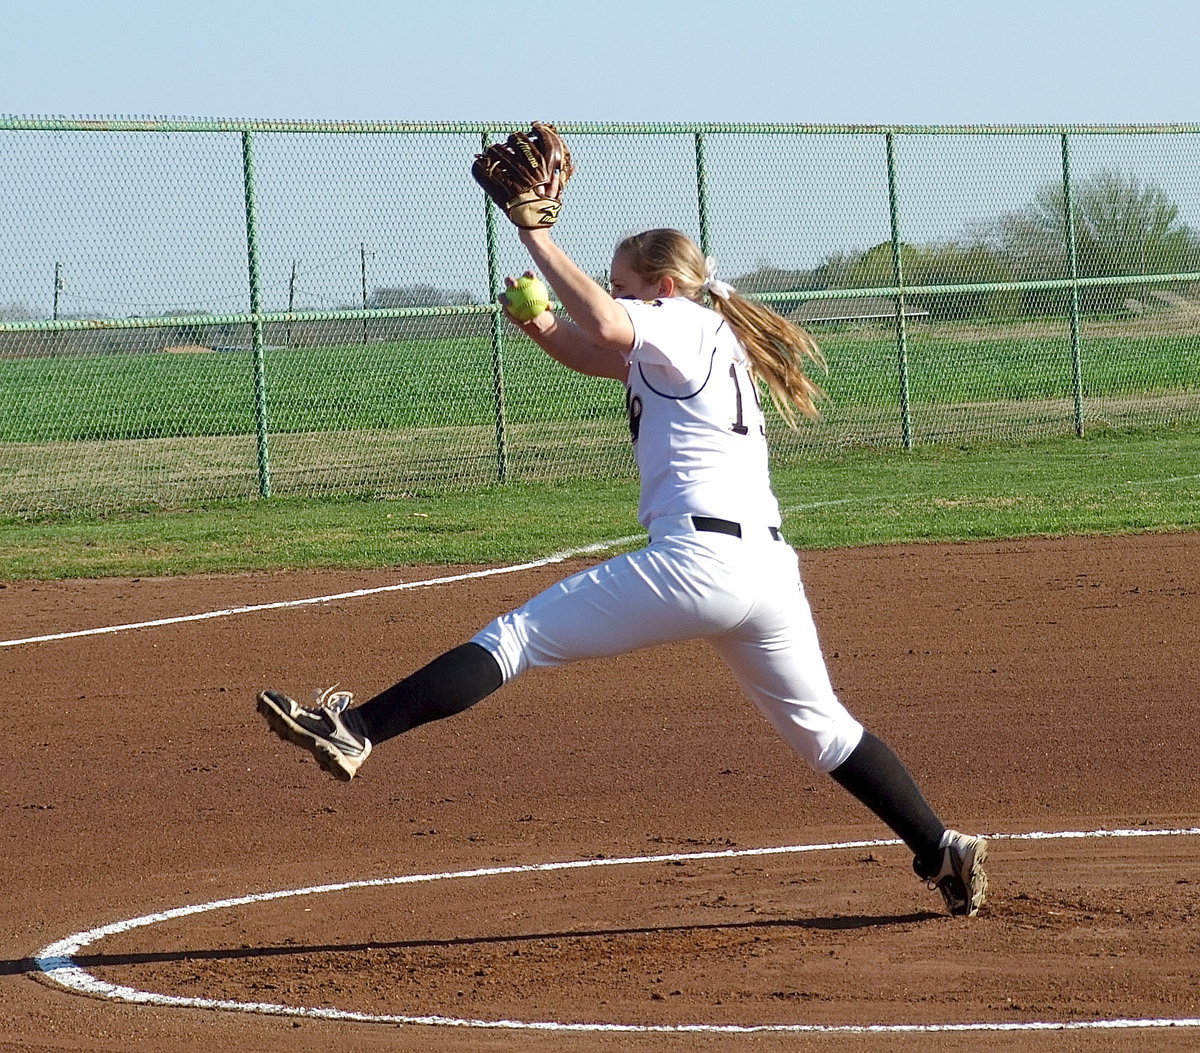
[287, 260, 298, 347]
[360, 243, 374, 345]
[52, 263, 64, 357]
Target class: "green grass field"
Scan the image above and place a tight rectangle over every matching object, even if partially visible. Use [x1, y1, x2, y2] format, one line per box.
[2, 327, 1197, 443]
[2, 427, 1196, 579]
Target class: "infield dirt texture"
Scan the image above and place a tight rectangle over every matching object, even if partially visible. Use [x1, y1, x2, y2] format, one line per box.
[2, 532, 1198, 1052]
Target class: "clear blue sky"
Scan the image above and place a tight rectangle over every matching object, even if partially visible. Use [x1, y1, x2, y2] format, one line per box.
[4, 0, 1198, 124]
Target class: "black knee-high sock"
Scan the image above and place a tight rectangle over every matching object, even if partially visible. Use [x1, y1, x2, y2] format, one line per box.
[829, 729, 946, 872]
[345, 642, 503, 745]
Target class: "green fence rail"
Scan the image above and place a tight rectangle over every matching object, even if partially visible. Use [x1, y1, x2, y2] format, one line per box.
[1, 120, 1198, 514]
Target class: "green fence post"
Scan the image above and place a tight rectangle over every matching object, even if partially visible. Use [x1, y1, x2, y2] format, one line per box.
[482, 132, 509, 485]
[885, 132, 914, 450]
[241, 130, 271, 497]
[694, 132, 712, 256]
[1061, 133, 1086, 437]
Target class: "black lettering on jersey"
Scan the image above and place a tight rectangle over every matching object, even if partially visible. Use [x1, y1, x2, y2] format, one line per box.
[626, 388, 643, 442]
[729, 361, 766, 436]
[730, 363, 750, 434]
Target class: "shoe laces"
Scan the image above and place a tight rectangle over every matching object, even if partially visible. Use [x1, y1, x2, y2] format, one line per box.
[915, 835, 959, 887]
[924, 855, 953, 889]
[313, 685, 354, 713]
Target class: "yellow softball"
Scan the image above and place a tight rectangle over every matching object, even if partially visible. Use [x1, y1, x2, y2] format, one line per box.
[505, 274, 550, 322]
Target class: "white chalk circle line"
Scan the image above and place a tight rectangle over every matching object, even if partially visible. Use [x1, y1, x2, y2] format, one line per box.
[34, 826, 1200, 1035]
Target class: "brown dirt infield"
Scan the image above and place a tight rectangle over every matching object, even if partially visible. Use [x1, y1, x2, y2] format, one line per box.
[1, 532, 1198, 1052]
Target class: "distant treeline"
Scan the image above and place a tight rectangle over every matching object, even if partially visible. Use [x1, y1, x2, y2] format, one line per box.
[735, 170, 1200, 320]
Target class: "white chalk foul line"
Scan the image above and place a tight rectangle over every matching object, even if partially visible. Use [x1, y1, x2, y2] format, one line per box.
[34, 826, 1200, 1035]
[0, 498, 863, 649]
[0, 535, 644, 648]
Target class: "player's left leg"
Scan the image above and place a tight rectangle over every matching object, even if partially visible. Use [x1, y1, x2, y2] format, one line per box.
[707, 541, 987, 914]
[345, 642, 503, 743]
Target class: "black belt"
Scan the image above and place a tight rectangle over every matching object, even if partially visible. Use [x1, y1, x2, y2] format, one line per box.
[691, 515, 782, 541]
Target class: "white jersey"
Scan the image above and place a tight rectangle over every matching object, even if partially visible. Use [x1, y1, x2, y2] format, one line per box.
[620, 296, 782, 530]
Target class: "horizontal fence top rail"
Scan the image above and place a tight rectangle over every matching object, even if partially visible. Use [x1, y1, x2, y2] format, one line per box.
[4, 117, 1200, 135]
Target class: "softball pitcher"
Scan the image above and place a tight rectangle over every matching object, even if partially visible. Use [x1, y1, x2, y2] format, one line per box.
[258, 126, 987, 916]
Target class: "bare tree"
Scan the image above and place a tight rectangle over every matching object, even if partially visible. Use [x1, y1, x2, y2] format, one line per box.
[983, 169, 1200, 312]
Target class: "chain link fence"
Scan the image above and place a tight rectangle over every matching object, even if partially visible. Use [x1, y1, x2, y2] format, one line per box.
[2, 120, 1198, 514]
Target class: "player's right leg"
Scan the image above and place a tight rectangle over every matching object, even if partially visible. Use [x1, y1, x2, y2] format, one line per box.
[257, 534, 753, 779]
[914, 829, 989, 917]
[715, 615, 989, 914]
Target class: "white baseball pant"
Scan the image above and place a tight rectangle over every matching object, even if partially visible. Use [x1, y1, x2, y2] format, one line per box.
[471, 515, 864, 773]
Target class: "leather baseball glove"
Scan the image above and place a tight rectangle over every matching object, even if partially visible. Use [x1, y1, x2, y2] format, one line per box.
[472, 122, 574, 229]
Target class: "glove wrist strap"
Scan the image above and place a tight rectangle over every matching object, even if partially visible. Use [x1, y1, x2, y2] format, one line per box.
[505, 191, 562, 230]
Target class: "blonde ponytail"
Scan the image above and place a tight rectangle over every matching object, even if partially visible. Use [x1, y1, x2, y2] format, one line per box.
[616, 229, 825, 428]
[710, 291, 825, 428]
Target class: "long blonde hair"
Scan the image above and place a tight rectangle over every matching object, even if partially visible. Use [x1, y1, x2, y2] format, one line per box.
[615, 229, 824, 426]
